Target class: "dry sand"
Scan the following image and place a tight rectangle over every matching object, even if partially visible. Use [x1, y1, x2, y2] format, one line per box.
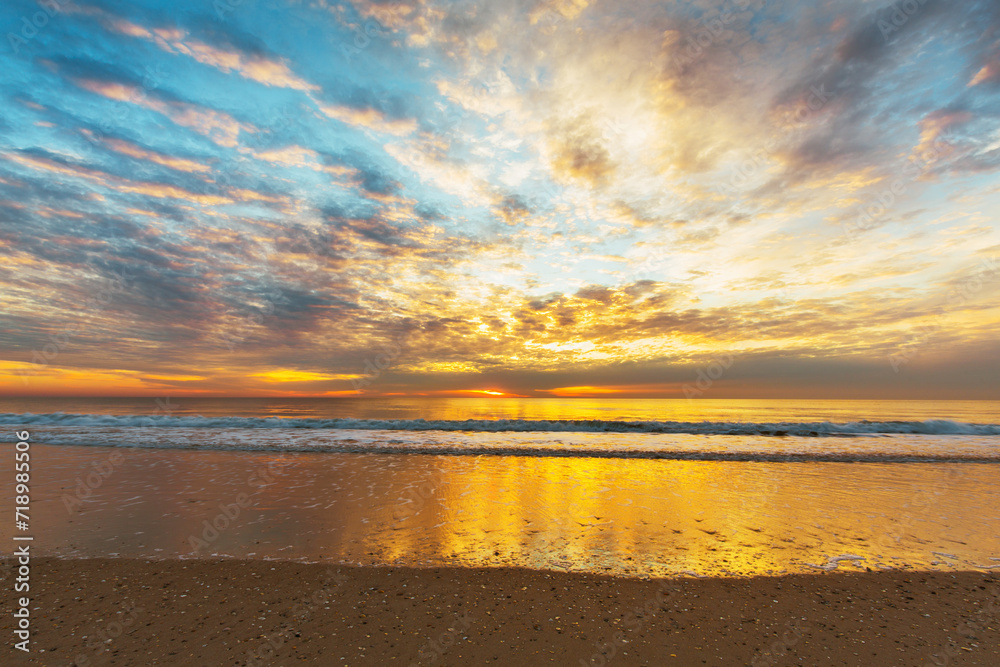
[2, 558, 998, 666]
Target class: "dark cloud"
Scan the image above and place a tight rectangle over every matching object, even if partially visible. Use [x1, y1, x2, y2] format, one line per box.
[548, 115, 615, 185]
[492, 193, 532, 225]
[575, 285, 613, 303]
[769, 0, 1000, 179]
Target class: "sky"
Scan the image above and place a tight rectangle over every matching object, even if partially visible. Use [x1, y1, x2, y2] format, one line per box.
[1, 0, 999, 399]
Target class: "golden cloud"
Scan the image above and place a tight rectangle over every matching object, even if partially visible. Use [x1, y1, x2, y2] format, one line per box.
[2, 152, 233, 206]
[100, 136, 211, 174]
[319, 104, 417, 136]
[75, 78, 250, 148]
[107, 18, 319, 92]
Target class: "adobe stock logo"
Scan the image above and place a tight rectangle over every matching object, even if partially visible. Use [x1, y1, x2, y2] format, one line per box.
[878, 0, 939, 42]
[7, 0, 66, 55]
[683, 355, 734, 400]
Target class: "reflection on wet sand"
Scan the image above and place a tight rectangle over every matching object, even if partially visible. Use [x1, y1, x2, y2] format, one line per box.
[9, 444, 999, 577]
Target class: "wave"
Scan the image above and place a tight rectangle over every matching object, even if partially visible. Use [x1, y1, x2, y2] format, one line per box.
[3, 412, 1000, 436]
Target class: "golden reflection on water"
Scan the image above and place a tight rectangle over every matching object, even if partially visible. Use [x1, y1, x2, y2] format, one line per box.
[332, 397, 1000, 424]
[13, 445, 1000, 577]
[402, 456, 996, 576]
[406, 397, 999, 424]
[12, 396, 996, 423]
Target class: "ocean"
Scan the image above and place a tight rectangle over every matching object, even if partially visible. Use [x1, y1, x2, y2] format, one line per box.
[3, 397, 998, 577]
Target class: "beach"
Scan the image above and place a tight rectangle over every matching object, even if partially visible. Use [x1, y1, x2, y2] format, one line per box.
[3, 0, 999, 658]
[2, 559, 998, 666]
[2, 399, 999, 664]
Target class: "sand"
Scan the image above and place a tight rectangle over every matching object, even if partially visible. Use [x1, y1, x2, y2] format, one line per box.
[2, 558, 997, 666]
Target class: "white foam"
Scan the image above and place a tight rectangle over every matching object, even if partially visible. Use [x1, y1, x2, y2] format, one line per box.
[3, 412, 999, 436]
[9, 422, 1000, 462]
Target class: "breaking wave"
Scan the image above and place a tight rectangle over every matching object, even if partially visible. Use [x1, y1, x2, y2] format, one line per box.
[3, 412, 1000, 436]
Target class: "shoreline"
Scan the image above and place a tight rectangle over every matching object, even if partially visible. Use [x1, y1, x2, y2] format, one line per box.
[2, 558, 998, 665]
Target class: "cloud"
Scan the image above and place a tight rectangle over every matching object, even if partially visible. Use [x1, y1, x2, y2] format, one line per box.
[95, 134, 211, 173]
[318, 103, 418, 136]
[547, 115, 615, 186]
[253, 145, 321, 169]
[74, 77, 250, 147]
[1, 151, 233, 205]
[969, 57, 1000, 87]
[2, 0, 1000, 398]
[143, 26, 319, 92]
[90, 5, 319, 92]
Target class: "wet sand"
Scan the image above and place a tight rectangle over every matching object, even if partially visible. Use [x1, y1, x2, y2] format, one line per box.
[6, 445, 1000, 576]
[1, 558, 998, 666]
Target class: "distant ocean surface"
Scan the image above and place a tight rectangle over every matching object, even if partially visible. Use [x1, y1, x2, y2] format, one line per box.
[3, 397, 998, 462]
